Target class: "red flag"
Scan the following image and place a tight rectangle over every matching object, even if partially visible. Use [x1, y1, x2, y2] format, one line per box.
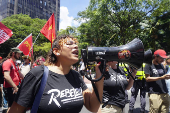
[17, 33, 33, 56]
[40, 13, 56, 47]
[0, 22, 13, 44]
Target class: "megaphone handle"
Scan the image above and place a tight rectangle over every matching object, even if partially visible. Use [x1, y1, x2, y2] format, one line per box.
[84, 61, 105, 82]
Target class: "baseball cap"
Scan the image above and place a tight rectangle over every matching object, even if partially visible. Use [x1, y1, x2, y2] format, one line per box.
[11, 47, 23, 53]
[154, 49, 168, 58]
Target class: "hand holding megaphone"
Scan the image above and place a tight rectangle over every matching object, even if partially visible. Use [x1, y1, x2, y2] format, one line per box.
[81, 38, 145, 82]
[129, 66, 137, 78]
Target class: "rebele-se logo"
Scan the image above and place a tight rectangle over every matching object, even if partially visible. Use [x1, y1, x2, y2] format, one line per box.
[118, 50, 131, 60]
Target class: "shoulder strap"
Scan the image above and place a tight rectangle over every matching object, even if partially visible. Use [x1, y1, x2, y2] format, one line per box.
[151, 64, 165, 76]
[160, 64, 166, 73]
[31, 66, 49, 113]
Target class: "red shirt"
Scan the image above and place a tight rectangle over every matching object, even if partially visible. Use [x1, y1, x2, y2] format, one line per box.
[3, 59, 19, 88]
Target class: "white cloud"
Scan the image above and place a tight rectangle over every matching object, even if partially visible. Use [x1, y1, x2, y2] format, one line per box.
[59, 6, 81, 30]
[59, 6, 73, 30]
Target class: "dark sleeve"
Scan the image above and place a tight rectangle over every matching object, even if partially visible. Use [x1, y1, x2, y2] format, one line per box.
[14, 66, 44, 108]
[144, 64, 151, 75]
[72, 70, 88, 91]
[165, 65, 169, 73]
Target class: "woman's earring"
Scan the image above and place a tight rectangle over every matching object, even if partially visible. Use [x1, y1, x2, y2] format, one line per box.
[56, 53, 60, 55]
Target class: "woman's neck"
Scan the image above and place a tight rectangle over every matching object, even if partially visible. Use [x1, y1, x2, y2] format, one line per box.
[48, 63, 71, 75]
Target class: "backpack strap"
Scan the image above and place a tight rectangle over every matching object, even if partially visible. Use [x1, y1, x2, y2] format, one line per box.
[31, 66, 49, 113]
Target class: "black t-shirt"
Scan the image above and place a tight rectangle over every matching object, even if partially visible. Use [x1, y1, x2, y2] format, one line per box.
[144, 64, 168, 94]
[15, 66, 88, 113]
[102, 67, 128, 109]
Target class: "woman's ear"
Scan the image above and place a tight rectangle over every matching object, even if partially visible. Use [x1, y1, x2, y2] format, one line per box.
[53, 48, 60, 56]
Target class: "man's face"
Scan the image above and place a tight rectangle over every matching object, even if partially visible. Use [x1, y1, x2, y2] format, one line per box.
[24, 58, 30, 64]
[166, 59, 170, 65]
[155, 56, 165, 64]
[14, 52, 21, 60]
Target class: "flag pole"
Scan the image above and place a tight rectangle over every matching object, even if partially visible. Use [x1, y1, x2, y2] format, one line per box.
[32, 32, 40, 47]
[28, 32, 40, 56]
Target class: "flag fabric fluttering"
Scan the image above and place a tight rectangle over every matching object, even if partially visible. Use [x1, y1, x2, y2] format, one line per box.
[0, 22, 13, 44]
[40, 13, 56, 47]
[17, 33, 33, 56]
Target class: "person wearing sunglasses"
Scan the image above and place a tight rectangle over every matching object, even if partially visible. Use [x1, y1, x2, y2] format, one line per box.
[8, 35, 104, 113]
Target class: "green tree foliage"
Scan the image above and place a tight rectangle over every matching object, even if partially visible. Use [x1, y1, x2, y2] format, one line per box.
[77, 0, 170, 50]
[150, 11, 170, 52]
[0, 14, 51, 58]
[57, 26, 77, 36]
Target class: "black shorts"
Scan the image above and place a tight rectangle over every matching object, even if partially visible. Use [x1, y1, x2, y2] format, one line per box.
[80, 70, 85, 76]
[3, 87, 16, 107]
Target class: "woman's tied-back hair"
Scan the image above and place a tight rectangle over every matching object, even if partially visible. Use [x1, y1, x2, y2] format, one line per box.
[44, 35, 78, 66]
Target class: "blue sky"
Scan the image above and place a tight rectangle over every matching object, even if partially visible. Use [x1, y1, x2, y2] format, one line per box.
[59, 0, 90, 30]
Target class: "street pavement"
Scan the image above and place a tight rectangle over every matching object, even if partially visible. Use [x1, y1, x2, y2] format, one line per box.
[0, 75, 150, 113]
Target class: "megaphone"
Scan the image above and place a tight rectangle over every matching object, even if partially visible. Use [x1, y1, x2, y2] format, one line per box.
[144, 49, 152, 65]
[81, 38, 145, 82]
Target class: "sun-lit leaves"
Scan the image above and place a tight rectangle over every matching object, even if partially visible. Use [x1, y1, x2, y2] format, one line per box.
[0, 14, 49, 58]
[77, 0, 170, 52]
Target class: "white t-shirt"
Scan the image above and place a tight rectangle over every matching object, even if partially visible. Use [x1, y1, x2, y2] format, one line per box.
[20, 64, 31, 77]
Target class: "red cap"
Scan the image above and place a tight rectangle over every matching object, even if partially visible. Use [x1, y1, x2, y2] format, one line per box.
[0, 56, 2, 60]
[154, 49, 168, 58]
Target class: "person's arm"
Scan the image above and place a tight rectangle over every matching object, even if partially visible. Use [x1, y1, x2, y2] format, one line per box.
[4, 71, 18, 94]
[145, 74, 170, 82]
[126, 68, 137, 90]
[8, 101, 27, 113]
[18, 70, 24, 80]
[18, 64, 25, 80]
[83, 63, 104, 112]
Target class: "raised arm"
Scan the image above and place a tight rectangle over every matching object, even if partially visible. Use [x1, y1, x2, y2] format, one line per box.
[83, 63, 104, 112]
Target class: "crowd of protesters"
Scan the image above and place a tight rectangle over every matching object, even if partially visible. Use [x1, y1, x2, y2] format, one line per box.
[0, 35, 170, 113]
[0, 49, 45, 113]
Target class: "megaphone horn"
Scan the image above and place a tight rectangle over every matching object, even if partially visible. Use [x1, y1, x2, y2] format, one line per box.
[144, 49, 152, 65]
[86, 38, 144, 69]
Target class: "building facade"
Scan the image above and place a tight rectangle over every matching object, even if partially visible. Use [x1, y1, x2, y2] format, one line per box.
[0, 0, 60, 31]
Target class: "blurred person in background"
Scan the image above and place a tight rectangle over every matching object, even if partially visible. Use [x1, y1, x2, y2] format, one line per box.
[144, 49, 170, 113]
[19, 54, 34, 78]
[36, 56, 45, 66]
[98, 61, 137, 113]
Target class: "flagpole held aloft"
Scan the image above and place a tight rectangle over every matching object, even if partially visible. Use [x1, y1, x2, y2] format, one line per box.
[28, 32, 40, 56]
[32, 32, 40, 47]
